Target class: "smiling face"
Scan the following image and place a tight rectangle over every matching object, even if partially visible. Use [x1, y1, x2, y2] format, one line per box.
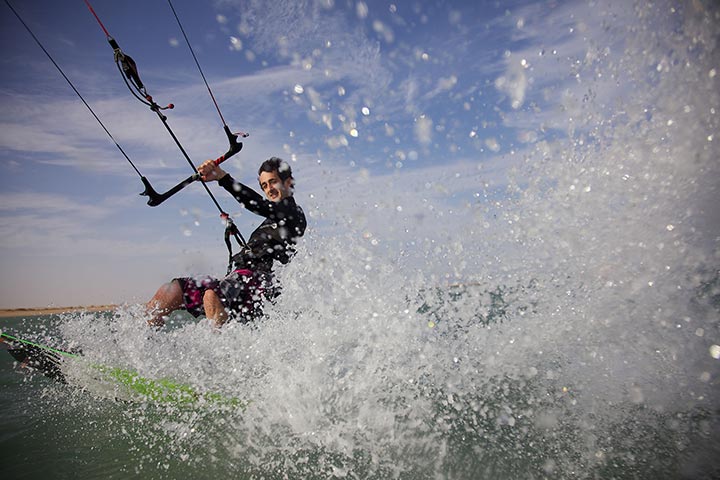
[259, 169, 293, 202]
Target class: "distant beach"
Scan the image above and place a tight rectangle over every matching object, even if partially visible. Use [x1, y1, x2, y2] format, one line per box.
[0, 305, 117, 318]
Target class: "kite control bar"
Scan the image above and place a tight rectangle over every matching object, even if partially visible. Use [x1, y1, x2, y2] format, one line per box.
[140, 127, 247, 206]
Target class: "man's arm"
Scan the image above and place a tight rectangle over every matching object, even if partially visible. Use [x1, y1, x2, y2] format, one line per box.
[218, 174, 279, 219]
[198, 159, 277, 218]
[198, 159, 296, 220]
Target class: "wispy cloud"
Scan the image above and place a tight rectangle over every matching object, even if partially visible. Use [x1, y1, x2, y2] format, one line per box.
[0, 192, 108, 215]
[489, 1, 638, 135]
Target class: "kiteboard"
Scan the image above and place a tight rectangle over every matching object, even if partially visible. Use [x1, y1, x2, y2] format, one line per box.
[0, 330, 243, 407]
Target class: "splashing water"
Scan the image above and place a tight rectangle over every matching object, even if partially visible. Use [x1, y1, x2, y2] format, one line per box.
[37, 2, 720, 479]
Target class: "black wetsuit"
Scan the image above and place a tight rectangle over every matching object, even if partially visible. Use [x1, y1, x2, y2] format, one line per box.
[176, 174, 306, 321]
[218, 174, 307, 273]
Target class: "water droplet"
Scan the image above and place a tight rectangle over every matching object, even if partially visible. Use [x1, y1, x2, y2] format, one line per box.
[710, 345, 720, 359]
[229, 36, 242, 51]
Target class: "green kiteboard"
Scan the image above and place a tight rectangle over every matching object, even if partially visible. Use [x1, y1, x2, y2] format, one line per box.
[0, 331, 244, 407]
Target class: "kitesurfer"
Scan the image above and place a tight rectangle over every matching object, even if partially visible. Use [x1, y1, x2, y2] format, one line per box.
[145, 157, 306, 328]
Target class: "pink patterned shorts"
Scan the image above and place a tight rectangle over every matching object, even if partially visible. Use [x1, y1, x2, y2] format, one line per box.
[176, 269, 267, 322]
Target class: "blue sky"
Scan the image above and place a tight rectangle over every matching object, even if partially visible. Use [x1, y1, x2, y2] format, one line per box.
[0, 0, 652, 308]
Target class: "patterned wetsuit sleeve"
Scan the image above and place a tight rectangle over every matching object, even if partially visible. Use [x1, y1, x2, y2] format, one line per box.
[218, 174, 278, 219]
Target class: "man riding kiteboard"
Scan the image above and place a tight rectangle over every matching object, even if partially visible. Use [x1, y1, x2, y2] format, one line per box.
[146, 157, 306, 328]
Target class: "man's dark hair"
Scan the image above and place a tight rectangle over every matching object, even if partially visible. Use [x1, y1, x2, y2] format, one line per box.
[258, 157, 293, 182]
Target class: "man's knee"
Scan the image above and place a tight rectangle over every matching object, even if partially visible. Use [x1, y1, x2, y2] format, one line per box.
[147, 279, 184, 327]
[203, 289, 226, 315]
[203, 289, 228, 326]
[150, 280, 181, 306]
[203, 288, 221, 305]
[164, 279, 182, 295]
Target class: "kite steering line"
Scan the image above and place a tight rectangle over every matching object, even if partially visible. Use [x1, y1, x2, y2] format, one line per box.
[6, 0, 250, 268]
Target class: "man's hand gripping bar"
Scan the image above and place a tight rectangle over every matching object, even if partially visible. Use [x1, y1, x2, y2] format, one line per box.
[140, 127, 248, 207]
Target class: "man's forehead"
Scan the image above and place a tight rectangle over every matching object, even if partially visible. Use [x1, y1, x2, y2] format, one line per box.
[259, 170, 280, 180]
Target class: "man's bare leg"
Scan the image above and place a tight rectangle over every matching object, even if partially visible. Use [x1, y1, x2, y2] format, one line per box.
[203, 290, 228, 328]
[146, 280, 184, 327]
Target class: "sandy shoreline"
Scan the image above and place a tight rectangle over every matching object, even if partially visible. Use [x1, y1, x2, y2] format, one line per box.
[0, 305, 118, 318]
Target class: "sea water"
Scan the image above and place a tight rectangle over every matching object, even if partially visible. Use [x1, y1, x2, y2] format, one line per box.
[2, 1, 719, 479]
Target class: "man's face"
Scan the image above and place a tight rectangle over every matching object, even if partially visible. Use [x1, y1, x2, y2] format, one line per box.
[259, 170, 292, 202]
